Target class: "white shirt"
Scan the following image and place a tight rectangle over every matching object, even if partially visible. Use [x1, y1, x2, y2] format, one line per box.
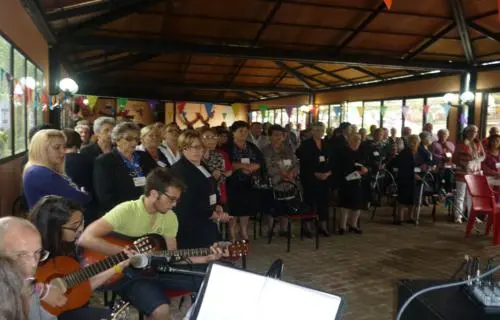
[159, 143, 181, 166]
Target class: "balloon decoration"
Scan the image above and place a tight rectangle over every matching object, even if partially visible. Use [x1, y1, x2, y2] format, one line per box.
[148, 99, 158, 110]
[459, 112, 468, 126]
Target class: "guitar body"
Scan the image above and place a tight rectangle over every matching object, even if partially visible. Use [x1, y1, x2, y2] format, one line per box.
[82, 233, 167, 284]
[35, 256, 92, 316]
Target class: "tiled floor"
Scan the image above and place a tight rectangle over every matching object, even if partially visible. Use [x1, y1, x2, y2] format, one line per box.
[95, 205, 499, 319]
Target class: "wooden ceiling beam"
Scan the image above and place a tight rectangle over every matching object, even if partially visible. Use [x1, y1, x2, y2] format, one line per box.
[448, 0, 475, 64]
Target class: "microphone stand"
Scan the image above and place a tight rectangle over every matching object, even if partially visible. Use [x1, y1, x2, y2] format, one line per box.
[162, 265, 207, 277]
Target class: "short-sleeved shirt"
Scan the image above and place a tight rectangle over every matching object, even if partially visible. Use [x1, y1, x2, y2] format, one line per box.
[103, 196, 178, 238]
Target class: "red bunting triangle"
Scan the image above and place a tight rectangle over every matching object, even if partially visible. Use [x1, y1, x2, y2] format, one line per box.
[384, 0, 392, 10]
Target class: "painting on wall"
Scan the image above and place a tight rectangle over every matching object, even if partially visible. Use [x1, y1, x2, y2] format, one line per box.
[175, 103, 248, 129]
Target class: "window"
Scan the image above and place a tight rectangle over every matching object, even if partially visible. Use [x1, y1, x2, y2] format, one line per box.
[346, 101, 363, 126]
[255, 110, 263, 123]
[13, 49, 26, 154]
[363, 101, 381, 130]
[382, 99, 403, 136]
[250, 111, 257, 123]
[27, 61, 36, 132]
[329, 104, 341, 129]
[405, 98, 424, 135]
[0, 37, 11, 159]
[426, 96, 448, 133]
[487, 93, 500, 134]
[274, 109, 282, 125]
[0, 34, 44, 161]
[318, 105, 329, 127]
[267, 109, 275, 124]
[297, 109, 307, 130]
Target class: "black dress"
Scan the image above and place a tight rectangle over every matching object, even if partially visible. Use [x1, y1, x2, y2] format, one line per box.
[170, 157, 219, 249]
[93, 148, 157, 214]
[80, 142, 103, 161]
[224, 141, 266, 217]
[337, 146, 366, 210]
[296, 138, 331, 221]
[392, 148, 416, 206]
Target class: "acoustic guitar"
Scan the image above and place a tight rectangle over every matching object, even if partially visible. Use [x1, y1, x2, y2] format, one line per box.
[35, 234, 159, 316]
[109, 299, 130, 320]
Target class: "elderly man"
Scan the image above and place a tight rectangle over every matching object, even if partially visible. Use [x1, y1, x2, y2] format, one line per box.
[0, 217, 64, 320]
[431, 129, 455, 165]
[80, 117, 116, 160]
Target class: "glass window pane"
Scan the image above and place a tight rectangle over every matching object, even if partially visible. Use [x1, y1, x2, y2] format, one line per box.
[382, 99, 403, 136]
[329, 104, 341, 129]
[274, 109, 282, 125]
[346, 101, 363, 126]
[318, 105, 329, 127]
[0, 36, 12, 159]
[13, 49, 26, 154]
[363, 101, 381, 130]
[27, 61, 36, 132]
[426, 96, 448, 133]
[405, 98, 424, 135]
[267, 109, 274, 124]
[36, 69, 44, 125]
[256, 110, 263, 123]
[297, 109, 307, 130]
[487, 93, 500, 134]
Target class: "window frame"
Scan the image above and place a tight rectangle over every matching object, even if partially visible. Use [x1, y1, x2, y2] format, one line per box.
[0, 31, 44, 164]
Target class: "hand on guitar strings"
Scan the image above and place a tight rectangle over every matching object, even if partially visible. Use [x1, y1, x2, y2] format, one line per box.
[119, 247, 137, 268]
[41, 284, 67, 307]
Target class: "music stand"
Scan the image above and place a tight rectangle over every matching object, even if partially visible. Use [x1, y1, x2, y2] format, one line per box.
[189, 262, 344, 320]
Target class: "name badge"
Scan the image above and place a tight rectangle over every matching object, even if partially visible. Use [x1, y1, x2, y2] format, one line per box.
[283, 159, 292, 166]
[414, 167, 421, 173]
[346, 171, 361, 181]
[241, 158, 250, 164]
[319, 156, 326, 163]
[209, 194, 217, 205]
[445, 152, 452, 158]
[496, 163, 500, 169]
[157, 161, 167, 167]
[373, 151, 380, 157]
[133, 176, 146, 187]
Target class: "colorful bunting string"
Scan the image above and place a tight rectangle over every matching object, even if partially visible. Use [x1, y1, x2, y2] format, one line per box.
[204, 103, 214, 116]
[117, 97, 128, 111]
[177, 102, 187, 113]
[384, 0, 392, 10]
[87, 95, 98, 111]
[222, 112, 227, 120]
[356, 106, 364, 118]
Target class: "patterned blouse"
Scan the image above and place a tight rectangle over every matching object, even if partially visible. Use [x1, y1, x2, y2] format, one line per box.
[204, 150, 227, 183]
[262, 144, 299, 190]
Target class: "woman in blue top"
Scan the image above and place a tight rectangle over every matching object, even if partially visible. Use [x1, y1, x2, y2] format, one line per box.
[23, 129, 91, 209]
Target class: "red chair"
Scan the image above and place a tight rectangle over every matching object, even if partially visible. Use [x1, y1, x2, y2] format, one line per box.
[463, 175, 500, 244]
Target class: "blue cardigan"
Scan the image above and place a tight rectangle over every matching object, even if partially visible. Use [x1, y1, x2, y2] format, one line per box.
[23, 165, 92, 209]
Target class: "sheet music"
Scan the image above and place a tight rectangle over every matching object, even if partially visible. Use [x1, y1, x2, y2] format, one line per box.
[195, 264, 342, 320]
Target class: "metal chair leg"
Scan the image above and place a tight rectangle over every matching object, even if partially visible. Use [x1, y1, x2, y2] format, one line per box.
[314, 218, 320, 250]
[287, 219, 292, 253]
[268, 218, 277, 244]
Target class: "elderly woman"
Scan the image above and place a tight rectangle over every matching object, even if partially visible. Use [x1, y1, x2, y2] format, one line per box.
[453, 125, 486, 223]
[80, 116, 115, 160]
[201, 127, 232, 205]
[224, 121, 266, 241]
[415, 131, 435, 169]
[75, 122, 91, 147]
[138, 124, 169, 168]
[431, 129, 455, 165]
[391, 134, 421, 224]
[170, 130, 231, 249]
[337, 133, 367, 234]
[23, 129, 91, 209]
[93, 122, 156, 214]
[296, 122, 331, 237]
[159, 123, 182, 166]
[262, 125, 299, 236]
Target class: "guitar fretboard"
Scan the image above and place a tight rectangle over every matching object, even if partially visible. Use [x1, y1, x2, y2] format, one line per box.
[154, 247, 212, 258]
[62, 252, 128, 288]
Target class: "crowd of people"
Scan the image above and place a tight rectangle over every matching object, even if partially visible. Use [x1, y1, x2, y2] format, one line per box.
[0, 114, 499, 320]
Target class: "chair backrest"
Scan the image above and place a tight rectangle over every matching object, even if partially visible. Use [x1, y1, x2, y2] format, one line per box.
[464, 175, 492, 198]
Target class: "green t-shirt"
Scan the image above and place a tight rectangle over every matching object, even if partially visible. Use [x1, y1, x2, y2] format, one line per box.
[103, 195, 178, 239]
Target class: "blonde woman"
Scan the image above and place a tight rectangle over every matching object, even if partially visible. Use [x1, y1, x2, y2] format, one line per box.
[23, 129, 91, 209]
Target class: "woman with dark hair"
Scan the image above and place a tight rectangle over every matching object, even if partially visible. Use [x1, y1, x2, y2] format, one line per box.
[28, 195, 127, 320]
[224, 121, 266, 241]
[0, 256, 28, 320]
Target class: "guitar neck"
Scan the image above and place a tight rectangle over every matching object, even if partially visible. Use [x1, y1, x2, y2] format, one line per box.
[159, 247, 211, 259]
[62, 252, 128, 288]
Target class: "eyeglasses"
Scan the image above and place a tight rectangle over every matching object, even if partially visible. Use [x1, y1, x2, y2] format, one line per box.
[10, 249, 50, 263]
[123, 136, 139, 142]
[186, 145, 204, 151]
[62, 219, 84, 233]
[202, 135, 218, 140]
[160, 192, 180, 205]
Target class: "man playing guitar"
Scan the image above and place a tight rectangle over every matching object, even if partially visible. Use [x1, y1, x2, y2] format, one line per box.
[78, 168, 226, 320]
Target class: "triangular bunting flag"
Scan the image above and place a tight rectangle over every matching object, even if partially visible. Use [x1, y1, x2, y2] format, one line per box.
[384, 0, 392, 10]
